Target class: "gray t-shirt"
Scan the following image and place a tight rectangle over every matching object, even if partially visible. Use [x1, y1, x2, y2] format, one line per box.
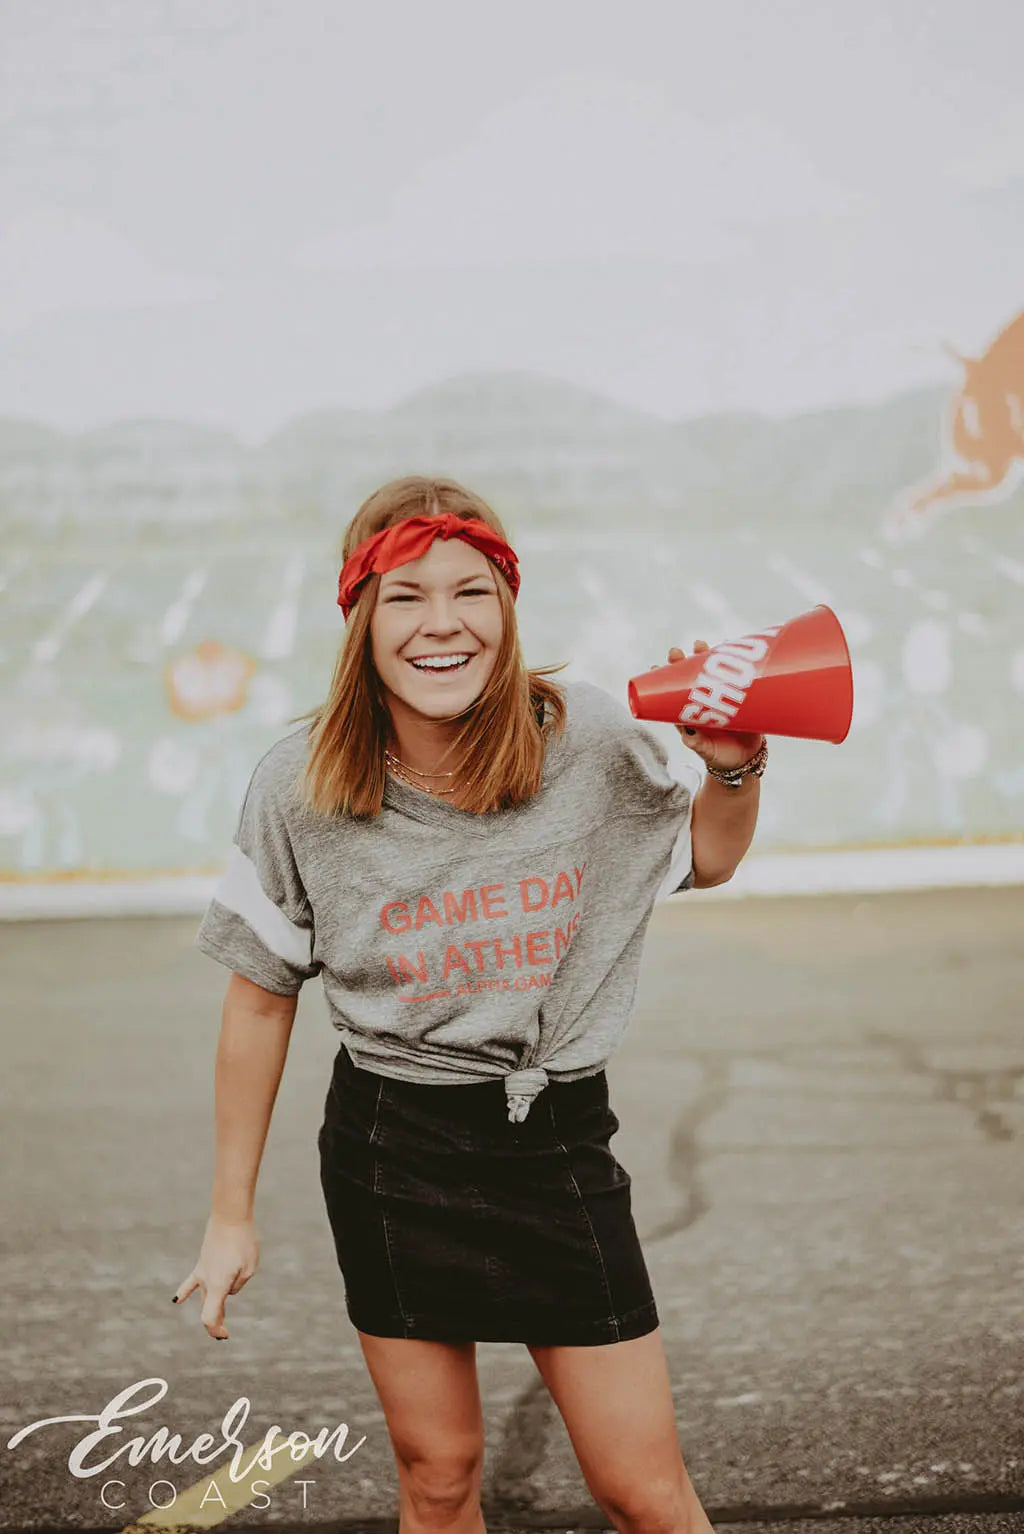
[195, 680, 701, 1120]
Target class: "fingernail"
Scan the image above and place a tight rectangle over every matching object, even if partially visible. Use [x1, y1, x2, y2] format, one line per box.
[171, 1296, 178, 1303]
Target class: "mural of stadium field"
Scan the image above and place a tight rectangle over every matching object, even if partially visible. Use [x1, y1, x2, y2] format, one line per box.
[2, 324, 1023, 880]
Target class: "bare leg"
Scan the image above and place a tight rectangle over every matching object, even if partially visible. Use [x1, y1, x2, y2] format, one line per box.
[528, 1328, 714, 1534]
[357, 1332, 486, 1533]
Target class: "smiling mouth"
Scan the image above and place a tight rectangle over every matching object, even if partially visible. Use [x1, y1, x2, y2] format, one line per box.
[406, 654, 474, 675]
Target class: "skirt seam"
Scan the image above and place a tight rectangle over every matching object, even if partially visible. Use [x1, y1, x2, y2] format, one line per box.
[546, 1097, 622, 1343]
[369, 1078, 413, 1339]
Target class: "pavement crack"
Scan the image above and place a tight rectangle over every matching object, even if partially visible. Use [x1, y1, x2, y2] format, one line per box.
[867, 1028, 1022, 1142]
[642, 1054, 731, 1245]
[485, 1055, 732, 1510]
[485, 1373, 558, 1513]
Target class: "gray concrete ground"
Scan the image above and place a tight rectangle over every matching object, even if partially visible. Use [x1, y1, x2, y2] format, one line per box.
[1, 886, 1022, 1532]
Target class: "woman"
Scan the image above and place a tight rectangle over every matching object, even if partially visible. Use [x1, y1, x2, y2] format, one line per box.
[176, 475, 765, 1534]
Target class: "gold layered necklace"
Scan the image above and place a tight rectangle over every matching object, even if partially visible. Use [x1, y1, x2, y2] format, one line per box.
[384, 749, 463, 797]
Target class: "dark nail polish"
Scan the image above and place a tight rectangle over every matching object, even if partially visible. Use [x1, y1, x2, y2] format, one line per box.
[171, 1296, 178, 1303]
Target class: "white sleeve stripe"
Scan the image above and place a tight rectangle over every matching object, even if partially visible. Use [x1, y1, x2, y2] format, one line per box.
[212, 845, 313, 968]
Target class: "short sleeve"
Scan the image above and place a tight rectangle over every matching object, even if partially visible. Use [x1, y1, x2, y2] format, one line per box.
[653, 754, 703, 901]
[194, 749, 322, 996]
[593, 685, 703, 900]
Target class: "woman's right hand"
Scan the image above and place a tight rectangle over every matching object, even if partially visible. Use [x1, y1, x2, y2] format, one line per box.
[172, 1213, 260, 1340]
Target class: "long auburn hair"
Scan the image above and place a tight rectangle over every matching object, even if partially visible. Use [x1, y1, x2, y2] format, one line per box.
[288, 475, 568, 818]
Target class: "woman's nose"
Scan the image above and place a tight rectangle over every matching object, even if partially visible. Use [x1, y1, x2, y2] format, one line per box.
[421, 596, 463, 632]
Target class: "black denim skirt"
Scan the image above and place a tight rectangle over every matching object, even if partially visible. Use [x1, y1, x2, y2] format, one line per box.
[317, 1043, 659, 1346]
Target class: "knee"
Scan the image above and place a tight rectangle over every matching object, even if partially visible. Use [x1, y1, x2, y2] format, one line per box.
[598, 1470, 694, 1534]
[397, 1442, 483, 1526]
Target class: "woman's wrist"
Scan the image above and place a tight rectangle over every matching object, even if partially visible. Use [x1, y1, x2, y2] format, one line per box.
[704, 739, 768, 789]
[209, 1190, 256, 1225]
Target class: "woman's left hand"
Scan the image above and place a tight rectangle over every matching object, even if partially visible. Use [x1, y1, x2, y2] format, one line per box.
[666, 642, 765, 771]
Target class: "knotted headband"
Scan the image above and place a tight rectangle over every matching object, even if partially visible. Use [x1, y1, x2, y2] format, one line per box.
[336, 512, 521, 619]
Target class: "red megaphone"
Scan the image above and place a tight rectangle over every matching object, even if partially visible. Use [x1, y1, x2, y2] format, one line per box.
[626, 605, 854, 743]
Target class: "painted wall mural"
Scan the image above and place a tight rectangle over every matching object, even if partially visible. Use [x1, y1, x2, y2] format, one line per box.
[4, 6, 1022, 886]
[2, 310, 1023, 879]
[887, 310, 1024, 536]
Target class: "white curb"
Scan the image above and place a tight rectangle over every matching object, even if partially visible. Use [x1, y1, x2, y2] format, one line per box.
[1, 844, 1022, 919]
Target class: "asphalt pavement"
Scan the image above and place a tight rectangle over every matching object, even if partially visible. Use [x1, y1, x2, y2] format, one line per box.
[1, 886, 1021, 1531]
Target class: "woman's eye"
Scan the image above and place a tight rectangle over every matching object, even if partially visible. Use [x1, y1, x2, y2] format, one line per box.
[386, 588, 491, 602]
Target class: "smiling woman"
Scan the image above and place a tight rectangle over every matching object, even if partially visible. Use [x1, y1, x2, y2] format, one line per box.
[371, 542, 506, 801]
[184, 474, 717, 1534]
[294, 477, 569, 819]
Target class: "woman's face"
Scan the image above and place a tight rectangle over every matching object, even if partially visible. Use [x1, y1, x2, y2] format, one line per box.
[370, 536, 504, 726]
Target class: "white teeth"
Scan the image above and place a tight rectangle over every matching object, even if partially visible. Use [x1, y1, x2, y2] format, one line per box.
[410, 654, 471, 670]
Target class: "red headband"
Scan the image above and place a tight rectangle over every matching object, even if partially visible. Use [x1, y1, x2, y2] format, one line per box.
[336, 513, 520, 619]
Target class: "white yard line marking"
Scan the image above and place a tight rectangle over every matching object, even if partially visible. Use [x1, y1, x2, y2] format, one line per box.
[892, 566, 989, 635]
[765, 554, 874, 644]
[766, 553, 837, 606]
[32, 572, 108, 663]
[855, 550, 990, 634]
[261, 553, 306, 660]
[160, 569, 209, 646]
[955, 535, 1024, 590]
[127, 1437, 320, 1530]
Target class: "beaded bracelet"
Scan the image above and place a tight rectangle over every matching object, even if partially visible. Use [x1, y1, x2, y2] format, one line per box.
[704, 739, 769, 790]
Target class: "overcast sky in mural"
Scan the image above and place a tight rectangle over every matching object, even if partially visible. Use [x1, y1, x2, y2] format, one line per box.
[2, 0, 1022, 436]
